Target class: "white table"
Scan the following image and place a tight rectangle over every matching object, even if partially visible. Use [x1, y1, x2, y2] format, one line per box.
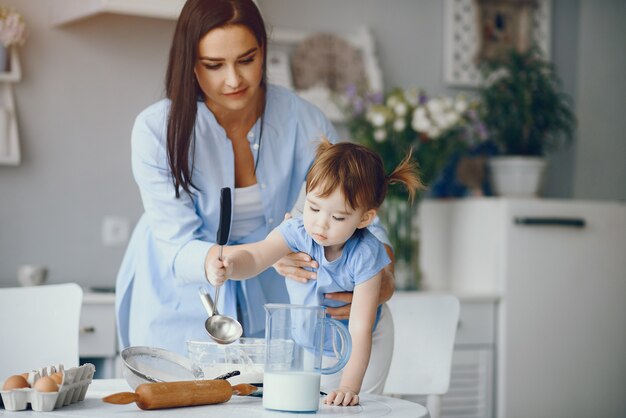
[1, 379, 428, 417]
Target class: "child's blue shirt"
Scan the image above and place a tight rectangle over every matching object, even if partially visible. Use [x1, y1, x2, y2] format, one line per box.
[277, 217, 391, 331]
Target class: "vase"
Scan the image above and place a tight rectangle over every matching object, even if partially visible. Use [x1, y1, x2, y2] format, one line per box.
[488, 156, 547, 197]
[378, 197, 421, 290]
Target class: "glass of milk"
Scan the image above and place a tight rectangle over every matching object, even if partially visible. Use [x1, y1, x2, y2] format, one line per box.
[263, 304, 351, 412]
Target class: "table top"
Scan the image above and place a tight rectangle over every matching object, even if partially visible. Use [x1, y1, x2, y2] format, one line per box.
[1, 379, 429, 417]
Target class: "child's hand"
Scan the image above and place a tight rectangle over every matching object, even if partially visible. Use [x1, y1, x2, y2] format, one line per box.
[205, 255, 233, 287]
[324, 387, 360, 406]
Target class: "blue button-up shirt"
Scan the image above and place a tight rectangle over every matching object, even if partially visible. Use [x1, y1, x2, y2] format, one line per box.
[116, 85, 389, 356]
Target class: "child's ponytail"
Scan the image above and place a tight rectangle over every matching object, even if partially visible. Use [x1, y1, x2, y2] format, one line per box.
[387, 150, 424, 202]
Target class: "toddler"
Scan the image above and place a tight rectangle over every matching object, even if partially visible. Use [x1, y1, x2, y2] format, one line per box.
[206, 138, 421, 406]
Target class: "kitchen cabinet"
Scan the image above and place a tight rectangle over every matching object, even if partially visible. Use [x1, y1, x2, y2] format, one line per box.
[80, 292, 119, 378]
[0, 47, 22, 165]
[419, 198, 626, 418]
[388, 292, 497, 418]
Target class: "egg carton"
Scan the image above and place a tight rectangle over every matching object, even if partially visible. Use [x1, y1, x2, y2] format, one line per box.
[0, 363, 95, 412]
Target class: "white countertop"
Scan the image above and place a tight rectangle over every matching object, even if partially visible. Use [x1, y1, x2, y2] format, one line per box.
[1, 379, 429, 417]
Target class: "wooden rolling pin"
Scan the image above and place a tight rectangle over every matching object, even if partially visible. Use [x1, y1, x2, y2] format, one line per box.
[102, 380, 257, 410]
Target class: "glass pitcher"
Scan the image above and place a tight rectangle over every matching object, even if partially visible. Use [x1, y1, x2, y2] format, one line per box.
[263, 303, 352, 412]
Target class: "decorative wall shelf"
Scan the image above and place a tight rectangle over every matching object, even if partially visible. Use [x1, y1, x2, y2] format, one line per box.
[49, 0, 186, 26]
[0, 47, 22, 165]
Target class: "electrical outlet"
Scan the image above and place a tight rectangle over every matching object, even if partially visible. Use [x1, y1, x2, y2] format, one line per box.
[102, 216, 130, 247]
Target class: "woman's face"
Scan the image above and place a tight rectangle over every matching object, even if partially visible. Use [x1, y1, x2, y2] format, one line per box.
[194, 24, 264, 114]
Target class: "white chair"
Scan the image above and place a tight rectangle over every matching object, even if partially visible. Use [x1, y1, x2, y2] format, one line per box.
[0, 283, 83, 379]
[384, 292, 460, 418]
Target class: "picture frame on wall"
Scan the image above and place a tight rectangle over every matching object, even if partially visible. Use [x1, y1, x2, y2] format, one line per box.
[443, 0, 551, 87]
[474, 0, 537, 62]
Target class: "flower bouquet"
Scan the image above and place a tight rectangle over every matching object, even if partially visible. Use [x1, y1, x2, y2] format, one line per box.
[0, 7, 28, 47]
[0, 6, 27, 72]
[342, 86, 486, 289]
[344, 86, 486, 197]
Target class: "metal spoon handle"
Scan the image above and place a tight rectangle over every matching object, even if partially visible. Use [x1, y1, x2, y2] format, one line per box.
[198, 287, 214, 316]
[213, 244, 224, 316]
[213, 285, 221, 317]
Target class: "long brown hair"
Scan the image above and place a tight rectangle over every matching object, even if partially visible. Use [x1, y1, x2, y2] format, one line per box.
[306, 138, 423, 211]
[165, 0, 268, 198]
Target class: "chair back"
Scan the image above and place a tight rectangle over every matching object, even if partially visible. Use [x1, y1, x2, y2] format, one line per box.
[0, 283, 83, 379]
[384, 292, 460, 395]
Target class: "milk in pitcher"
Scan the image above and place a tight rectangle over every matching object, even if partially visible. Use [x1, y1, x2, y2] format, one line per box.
[263, 371, 321, 412]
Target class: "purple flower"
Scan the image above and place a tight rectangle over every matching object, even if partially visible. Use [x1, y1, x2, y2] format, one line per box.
[345, 84, 358, 100]
[352, 97, 365, 115]
[368, 91, 384, 105]
[475, 121, 489, 140]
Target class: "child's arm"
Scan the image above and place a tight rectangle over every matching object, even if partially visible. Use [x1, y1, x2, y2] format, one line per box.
[205, 228, 292, 286]
[325, 272, 382, 406]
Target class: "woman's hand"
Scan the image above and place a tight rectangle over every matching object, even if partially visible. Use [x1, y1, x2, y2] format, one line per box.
[204, 247, 233, 286]
[272, 252, 318, 283]
[325, 246, 396, 320]
[325, 387, 360, 406]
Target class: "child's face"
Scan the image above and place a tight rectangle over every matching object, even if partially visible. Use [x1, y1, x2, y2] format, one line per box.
[303, 187, 375, 249]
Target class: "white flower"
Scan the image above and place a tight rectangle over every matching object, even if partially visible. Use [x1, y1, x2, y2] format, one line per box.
[373, 128, 387, 142]
[404, 88, 420, 107]
[443, 111, 460, 129]
[427, 126, 442, 139]
[386, 95, 399, 108]
[430, 107, 448, 129]
[454, 96, 468, 114]
[426, 98, 444, 117]
[393, 118, 406, 132]
[367, 109, 387, 128]
[412, 107, 430, 133]
[394, 102, 408, 117]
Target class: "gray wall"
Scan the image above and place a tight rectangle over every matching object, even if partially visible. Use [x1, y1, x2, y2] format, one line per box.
[0, 3, 172, 288]
[573, 0, 626, 200]
[0, 1, 623, 288]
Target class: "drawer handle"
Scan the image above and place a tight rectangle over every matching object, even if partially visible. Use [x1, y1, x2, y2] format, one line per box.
[80, 326, 96, 334]
[514, 217, 586, 228]
[457, 320, 462, 329]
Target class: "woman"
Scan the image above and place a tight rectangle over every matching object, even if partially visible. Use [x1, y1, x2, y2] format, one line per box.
[115, 0, 396, 361]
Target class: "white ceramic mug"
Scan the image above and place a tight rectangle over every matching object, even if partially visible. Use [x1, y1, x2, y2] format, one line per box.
[17, 265, 48, 286]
